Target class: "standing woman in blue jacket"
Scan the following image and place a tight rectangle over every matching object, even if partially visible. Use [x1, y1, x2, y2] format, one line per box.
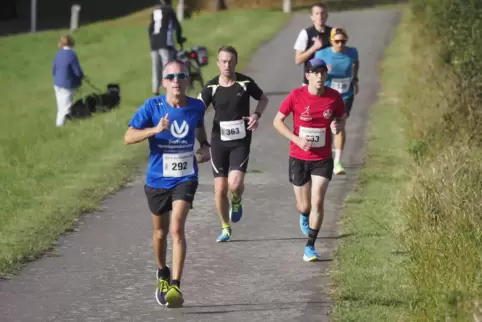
[52, 34, 84, 127]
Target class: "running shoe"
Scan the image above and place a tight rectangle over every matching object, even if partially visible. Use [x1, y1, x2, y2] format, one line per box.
[165, 285, 184, 308]
[216, 226, 232, 242]
[334, 161, 346, 175]
[303, 245, 321, 262]
[229, 194, 243, 223]
[155, 266, 171, 306]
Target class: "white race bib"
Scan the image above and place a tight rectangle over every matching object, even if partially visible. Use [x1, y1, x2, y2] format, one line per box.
[163, 151, 194, 177]
[299, 126, 326, 148]
[331, 77, 351, 94]
[220, 119, 246, 141]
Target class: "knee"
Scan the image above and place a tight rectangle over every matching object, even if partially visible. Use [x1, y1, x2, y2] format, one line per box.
[153, 228, 168, 240]
[310, 197, 325, 215]
[228, 176, 243, 193]
[215, 180, 229, 197]
[296, 200, 311, 214]
[170, 222, 184, 242]
[228, 181, 243, 194]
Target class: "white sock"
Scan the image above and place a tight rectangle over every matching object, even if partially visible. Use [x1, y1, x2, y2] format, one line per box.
[335, 149, 342, 163]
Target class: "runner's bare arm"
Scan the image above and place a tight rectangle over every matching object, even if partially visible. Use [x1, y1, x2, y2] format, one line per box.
[334, 115, 347, 132]
[295, 49, 317, 65]
[254, 94, 269, 117]
[273, 112, 300, 143]
[124, 114, 168, 144]
[124, 126, 159, 144]
[195, 124, 208, 146]
[353, 60, 359, 80]
[294, 30, 321, 64]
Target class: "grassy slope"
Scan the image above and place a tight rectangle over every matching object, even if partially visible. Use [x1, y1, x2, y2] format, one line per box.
[331, 7, 412, 321]
[0, 8, 290, 275]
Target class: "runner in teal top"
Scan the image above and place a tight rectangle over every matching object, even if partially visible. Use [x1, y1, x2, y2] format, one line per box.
[314, 27, 360, 175]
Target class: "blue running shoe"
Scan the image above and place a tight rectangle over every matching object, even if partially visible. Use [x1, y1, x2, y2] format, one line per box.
[155, 266, 170, 306]
[229, 195, 243, 223]
[216, 227, 232, 242]
[300, 214, 309, 235]
[303, 245, 321, 262]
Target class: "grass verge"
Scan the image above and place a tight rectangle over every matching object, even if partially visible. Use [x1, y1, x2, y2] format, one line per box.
[0, 8, 290, 276]
[331, 7, 412, 321]
[400, 2, 482, 319]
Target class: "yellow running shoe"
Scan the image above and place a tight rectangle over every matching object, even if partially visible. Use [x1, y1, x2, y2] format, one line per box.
[165, 285, 184, 308]
[334, 161, 346, 175]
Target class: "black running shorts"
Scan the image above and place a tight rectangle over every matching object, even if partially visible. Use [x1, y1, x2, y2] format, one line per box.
[144, 179, 199, 215]
[289, 156, 334, 186]
[209, 140, 250, 178]
[344, 96, 355, 117]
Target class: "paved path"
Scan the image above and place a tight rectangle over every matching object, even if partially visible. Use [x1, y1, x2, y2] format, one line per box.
[0, 8, 400, 322]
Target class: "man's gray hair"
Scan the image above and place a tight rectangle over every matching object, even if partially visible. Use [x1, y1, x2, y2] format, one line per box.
[162, 60, 189, 78]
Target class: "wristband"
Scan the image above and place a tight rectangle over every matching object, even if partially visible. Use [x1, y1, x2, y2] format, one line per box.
[352, 77, 359, 83]
[200, 140, 210, 148]
[254, 112, 261, 119]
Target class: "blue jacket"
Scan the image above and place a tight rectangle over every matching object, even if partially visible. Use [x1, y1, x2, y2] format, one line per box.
[52, 47, 84, 89]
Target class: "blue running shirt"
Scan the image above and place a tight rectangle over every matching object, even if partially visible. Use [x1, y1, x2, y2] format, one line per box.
[314, 46, 358, 101]
[128, 95, 205, 189]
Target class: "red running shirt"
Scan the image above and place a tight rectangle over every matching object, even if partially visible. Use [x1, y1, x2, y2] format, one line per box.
[278, 86, 346, 161]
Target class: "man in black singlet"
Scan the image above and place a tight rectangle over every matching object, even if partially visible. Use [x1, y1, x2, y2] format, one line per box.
[198, 46, 269, 242]
[293, 3, 332, 85]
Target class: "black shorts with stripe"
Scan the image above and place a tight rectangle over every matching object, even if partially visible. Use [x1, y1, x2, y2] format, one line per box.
[209, 138, 251, 177]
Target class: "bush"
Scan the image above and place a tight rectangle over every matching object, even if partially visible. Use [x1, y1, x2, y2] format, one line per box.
[407, 0, 482, 146]
[401, 0, 482, 320]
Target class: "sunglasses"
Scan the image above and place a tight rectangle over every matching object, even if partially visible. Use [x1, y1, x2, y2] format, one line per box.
[333, 39, 347, 44]
[163, 72, 188, 81]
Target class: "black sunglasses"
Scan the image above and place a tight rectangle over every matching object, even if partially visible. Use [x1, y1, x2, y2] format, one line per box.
[334, 39, 347, 44]
[163, 72, 188, 81]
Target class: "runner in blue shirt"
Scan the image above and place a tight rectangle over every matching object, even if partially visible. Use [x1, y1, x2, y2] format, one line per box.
[314, 27, 359, 175]
[124, 60, 211, 308]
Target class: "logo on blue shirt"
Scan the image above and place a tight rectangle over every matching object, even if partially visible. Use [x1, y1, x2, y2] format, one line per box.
[170, 120, 189, 139]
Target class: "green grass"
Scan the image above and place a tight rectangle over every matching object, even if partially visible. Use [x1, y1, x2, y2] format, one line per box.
[331, 7, 412, 321]
[0, 8, 290, 276]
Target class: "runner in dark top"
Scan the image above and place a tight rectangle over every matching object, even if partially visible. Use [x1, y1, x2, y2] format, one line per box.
[293, 2, 332, 85]
[198, 45, 269, 242]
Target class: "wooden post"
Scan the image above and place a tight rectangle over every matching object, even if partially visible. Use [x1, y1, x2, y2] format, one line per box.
[215, 0, 228, 11]
[177, 0, 185, 21]
[70, 4, 81, 31]
[283, 0, 291, 13]
[30, 0, 37, 32]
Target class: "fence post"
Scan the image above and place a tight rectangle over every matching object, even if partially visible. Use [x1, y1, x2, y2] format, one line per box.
[70, 4, 81, 31]
[30, 0, 37, 32]
[283, 0, 292, 13]
[177, 0, 185, 21]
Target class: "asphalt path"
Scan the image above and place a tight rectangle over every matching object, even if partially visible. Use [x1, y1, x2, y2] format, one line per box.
[0, 8, 401, 322]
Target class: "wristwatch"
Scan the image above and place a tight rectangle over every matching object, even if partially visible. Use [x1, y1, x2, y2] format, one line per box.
[352, 77, 359, 83]
[200, 140, 211, 148]
[254, 112, 262, 119]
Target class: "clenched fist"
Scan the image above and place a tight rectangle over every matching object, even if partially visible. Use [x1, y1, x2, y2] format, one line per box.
[195, 146, 210, 163]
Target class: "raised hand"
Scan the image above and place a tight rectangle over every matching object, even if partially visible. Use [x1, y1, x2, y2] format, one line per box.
[156, 113, 169, 133]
